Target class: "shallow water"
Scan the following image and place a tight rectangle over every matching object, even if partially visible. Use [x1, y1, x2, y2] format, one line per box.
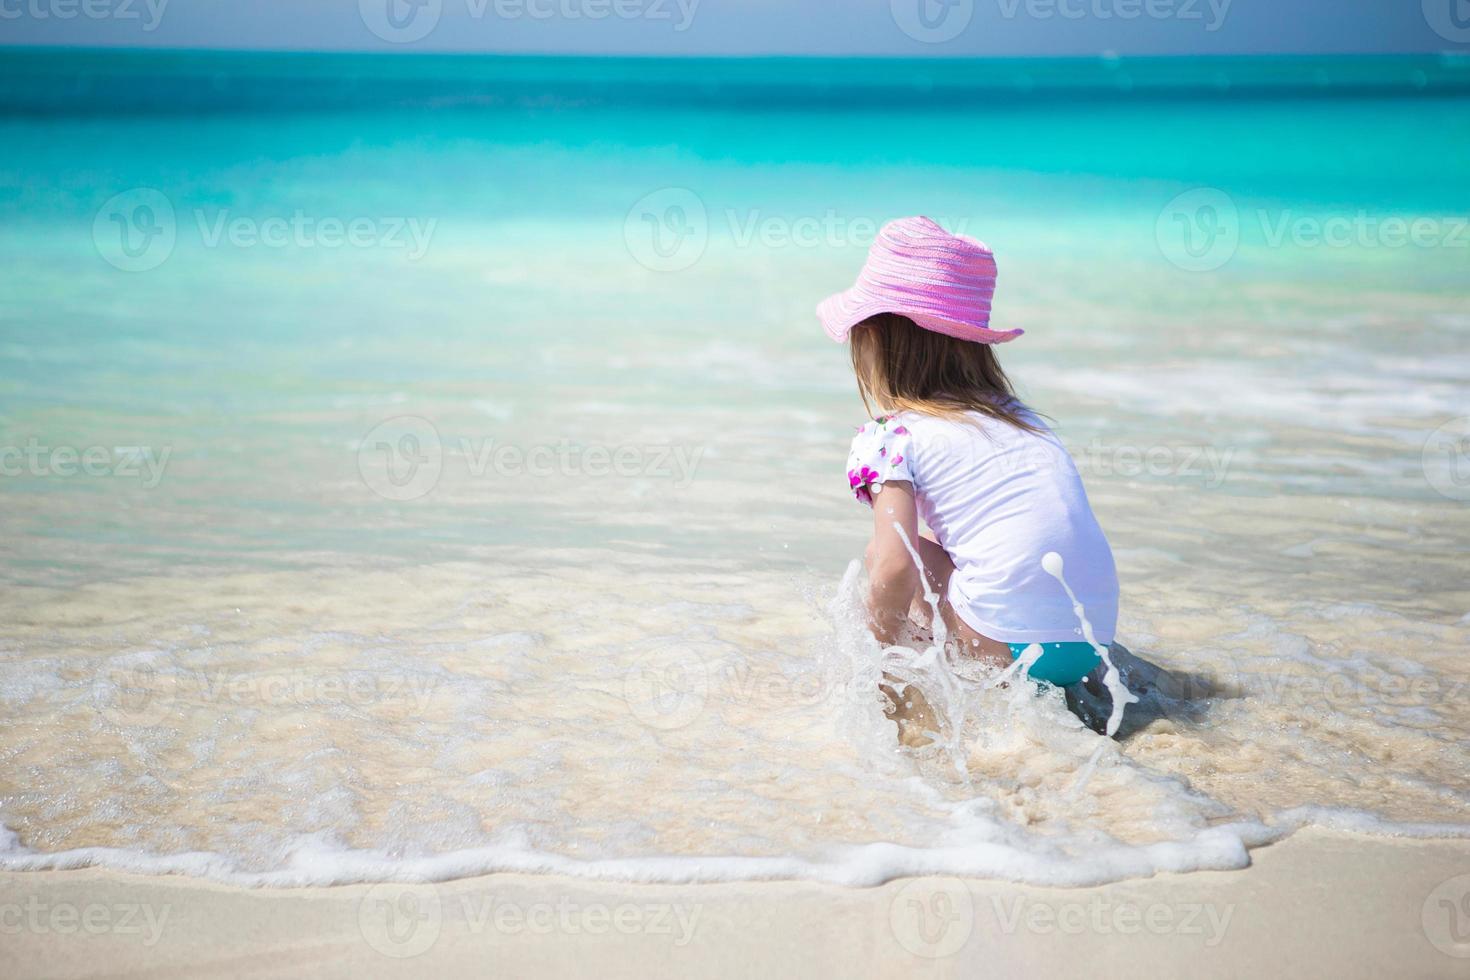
[1, 52, 1468, 887]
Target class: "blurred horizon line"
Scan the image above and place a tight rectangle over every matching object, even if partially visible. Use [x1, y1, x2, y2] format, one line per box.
[7, 42, 1470, 62]
[4, 46, 1468, 117]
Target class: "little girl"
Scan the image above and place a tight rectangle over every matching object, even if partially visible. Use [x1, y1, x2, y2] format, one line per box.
[819, 216, 1118, 689]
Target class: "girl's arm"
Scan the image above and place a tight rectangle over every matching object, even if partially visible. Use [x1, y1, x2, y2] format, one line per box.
[865, 480, 921, 645]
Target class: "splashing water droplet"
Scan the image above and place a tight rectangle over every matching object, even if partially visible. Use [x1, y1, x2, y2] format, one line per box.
[1041, 551, 1137, 737]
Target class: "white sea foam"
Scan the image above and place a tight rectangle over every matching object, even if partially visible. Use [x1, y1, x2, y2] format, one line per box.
[0, 823, 1269, 889]
[1, 553, 1468, 890]
[2, 780, 1465, 890]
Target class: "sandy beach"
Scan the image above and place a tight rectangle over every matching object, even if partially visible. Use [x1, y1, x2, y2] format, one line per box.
[4, 44, 1470, 980]
[3, 830, 1468, 978]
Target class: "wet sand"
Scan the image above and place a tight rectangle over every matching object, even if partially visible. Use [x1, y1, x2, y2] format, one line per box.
[4, 829, 1468, 978]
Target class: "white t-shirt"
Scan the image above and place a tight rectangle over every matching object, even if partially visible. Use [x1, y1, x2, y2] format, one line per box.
[846, 408, 1118, 645]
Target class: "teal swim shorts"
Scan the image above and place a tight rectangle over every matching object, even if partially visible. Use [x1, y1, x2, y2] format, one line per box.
[1008, 641, 1102, 686]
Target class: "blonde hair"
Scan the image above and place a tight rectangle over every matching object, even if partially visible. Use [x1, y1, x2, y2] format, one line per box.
[849, 313, 1041, 432]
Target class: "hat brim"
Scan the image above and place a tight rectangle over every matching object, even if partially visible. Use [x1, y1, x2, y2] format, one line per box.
[817, 288, 1024, 346]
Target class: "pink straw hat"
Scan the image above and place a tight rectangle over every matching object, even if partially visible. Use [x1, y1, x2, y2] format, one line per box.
[816, 216, 1023, 345]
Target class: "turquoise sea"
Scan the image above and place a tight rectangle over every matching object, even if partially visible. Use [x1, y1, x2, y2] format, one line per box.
[1, 49, 1468, 886]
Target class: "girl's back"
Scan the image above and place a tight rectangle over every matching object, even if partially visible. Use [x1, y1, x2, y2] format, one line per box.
[848, 408, 1118, 647]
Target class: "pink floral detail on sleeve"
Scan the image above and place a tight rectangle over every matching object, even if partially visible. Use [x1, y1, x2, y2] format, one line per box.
[848, 465, 880, 506]
[844, 416, 916, 507]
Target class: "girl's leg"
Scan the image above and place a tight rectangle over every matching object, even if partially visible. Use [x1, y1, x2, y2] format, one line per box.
[912, 531, 1013, 671]
[941, 606, 1014, 671]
